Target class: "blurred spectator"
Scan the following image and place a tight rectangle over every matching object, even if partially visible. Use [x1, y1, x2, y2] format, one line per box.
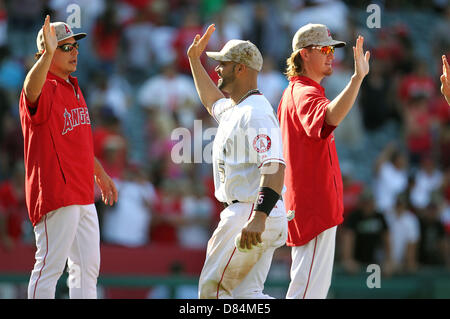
[0, 162, 29, 250]
[0, 46, 25, 92]
[438, 121, 450, 169]
[342, 171, 364, 218]
[403, 96, 436, 166]
[205, 11, 242, 53]
[257, 55, 287, 111]
[431, 5, 450, 75]
[323, 54, 364, 149]
[150, 180, 183, 245]
[178, 180, 213, 249]
[397, 60, 436, 104]
[385, 194, 421, 273]
[92, 108, 128, 180]
[172, 9, 204, 75]
[6, 0, 44, 59]
[102, 164, 157, 247]
[417, 201, 447, 266]
[374, 144, 409, 213]
[88, 70, 132, 122]
[340, 190, 392, 275]
[410, 157, 443, 210]
[359, 58, 398, 131]
[147, 1, 177, 70]
[91, 2, 122, 74]
[0, 1, 7, 47]
[0, 112, 23, 175]
[246, 1, 287, 63]
[120, 7, 154, 83]
[288, 0, 350, 40]
[137, 62, 199, 129]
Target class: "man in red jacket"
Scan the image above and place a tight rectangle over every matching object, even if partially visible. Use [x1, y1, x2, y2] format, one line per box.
[277, 23, 370, 298]
[19, 15, 117, 299]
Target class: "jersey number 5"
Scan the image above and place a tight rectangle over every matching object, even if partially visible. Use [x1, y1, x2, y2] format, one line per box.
[218, 160, 225, 183]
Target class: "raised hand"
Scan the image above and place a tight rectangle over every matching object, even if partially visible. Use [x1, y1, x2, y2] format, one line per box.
[187, 24, 216, 60]
[441, 55, 450, 104]
[42, 15, 57, 55]
[353, 35, 370, 80]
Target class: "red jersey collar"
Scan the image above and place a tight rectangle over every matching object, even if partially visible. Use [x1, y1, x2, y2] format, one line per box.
[47, 71, 79, 89]
[290, 75, 325, 94]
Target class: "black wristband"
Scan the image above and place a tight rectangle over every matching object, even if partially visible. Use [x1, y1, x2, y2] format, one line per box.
[253, 187, 280, 216]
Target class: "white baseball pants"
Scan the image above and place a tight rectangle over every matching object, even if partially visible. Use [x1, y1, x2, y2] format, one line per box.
[28, 204, 100, 299]
[198, 201, 288, 299]
[286, 226, 337, 299]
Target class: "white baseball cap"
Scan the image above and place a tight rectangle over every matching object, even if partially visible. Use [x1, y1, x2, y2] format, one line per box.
[36, 22, 86, 52]
[206, 39, 263, 72]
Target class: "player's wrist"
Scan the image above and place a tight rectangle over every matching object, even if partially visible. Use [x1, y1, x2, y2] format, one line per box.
[253, 210, 268, 220]
[253, 186, 281, 216]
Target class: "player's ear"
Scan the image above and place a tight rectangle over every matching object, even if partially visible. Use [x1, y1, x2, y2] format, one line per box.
[299, 48, 310, 61]
[235, 63, 245, 74]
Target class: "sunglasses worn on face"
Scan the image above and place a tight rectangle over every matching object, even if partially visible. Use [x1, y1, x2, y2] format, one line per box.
[57, 42, 79, 52]
[311, 46, 335, 55]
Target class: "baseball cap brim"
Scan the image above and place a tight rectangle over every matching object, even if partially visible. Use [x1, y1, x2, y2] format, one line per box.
[205, 52, 232, 62]
[294, 39, 346, 52]
[59, 32, 87, 43]
[319, 39, 346, 48]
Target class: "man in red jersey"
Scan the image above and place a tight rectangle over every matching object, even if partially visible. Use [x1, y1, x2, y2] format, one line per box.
[277, 23, 370, 298]
[19, 15, 118, 299]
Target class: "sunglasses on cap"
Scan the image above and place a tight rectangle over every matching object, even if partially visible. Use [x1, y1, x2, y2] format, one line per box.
[311, 45, 335, 55]
[57, 42, 79, 52]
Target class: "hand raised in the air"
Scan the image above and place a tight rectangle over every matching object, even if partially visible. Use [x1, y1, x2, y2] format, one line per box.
[441, 55, 450, 105]
[353, 35, 370, 80]
[42, 15, 58, 55]
[187, 24, 215, 60]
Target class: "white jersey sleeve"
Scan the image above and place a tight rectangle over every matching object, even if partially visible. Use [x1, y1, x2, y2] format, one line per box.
[211, 98, 233, 123]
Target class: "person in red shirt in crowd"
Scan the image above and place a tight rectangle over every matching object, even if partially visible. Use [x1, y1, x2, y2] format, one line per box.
[92, 109, 128, 180]
[277, 23, 370, 299]
[0, 163, 27, 250]
[397, 60, 435, 104]
[173, 10, 205, 74]
[92, 4, 121, 72]
[150, 180, 182, 245]
[403, 95, 435, 165]
[19, 16, 117, 299]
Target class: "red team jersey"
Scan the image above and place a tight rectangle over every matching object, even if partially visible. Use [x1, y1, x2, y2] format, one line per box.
[19, 72, 95, 226]
[277, 76, 344, 246]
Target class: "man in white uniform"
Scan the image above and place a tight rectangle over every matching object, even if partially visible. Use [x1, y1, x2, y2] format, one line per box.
[187, 24, 288, 299]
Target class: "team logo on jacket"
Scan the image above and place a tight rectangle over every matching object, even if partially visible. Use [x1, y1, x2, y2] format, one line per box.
[62, 107, 91, 135]
[253, 134, 271, 153]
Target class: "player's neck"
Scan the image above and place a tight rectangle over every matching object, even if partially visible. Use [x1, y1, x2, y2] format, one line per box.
[49, 67, 71, 81]
[230, 82, 258, 106]
[301, 69, 324, 84]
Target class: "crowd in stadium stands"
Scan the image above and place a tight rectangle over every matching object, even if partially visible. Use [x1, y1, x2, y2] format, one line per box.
[0, 0, 450, 283]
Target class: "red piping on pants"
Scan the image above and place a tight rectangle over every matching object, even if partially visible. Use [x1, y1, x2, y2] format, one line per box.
[216, 204, 255, 299]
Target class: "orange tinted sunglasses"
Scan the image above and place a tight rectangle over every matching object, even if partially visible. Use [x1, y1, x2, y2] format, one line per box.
[311, 46, 335, 55]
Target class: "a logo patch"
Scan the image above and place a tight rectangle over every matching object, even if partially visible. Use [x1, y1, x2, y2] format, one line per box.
[253, 134, 271, 153]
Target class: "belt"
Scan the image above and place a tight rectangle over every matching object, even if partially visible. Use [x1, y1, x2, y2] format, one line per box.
[222, 196, 283, 209]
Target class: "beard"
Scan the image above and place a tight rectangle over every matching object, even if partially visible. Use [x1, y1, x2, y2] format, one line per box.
[324, 68, 333, 76]
[217, 67, 236, 91]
